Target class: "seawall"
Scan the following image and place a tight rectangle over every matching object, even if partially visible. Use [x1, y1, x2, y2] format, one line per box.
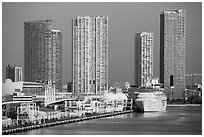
[167, 104, 201, 107]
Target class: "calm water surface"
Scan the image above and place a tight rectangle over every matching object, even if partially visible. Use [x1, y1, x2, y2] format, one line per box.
[14, 106, 202, 135]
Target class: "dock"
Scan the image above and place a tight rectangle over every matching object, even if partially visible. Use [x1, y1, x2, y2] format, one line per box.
[2, 110, 133, 135]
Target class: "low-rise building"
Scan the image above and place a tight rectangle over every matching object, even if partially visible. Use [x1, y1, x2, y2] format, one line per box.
[2, 79, 43, 97]
[2, 79, 56, 105]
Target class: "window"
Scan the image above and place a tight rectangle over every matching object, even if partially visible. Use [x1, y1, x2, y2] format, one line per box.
[15, 89, 20, 92]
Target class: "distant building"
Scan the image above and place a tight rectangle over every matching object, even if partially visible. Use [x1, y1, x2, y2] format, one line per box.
[151, 77, 159, 85]
[135, 32, 153, 88]
[111, 82, 130, 93]
[62, 84, 68, 92]
[6, 65, 23, 82]
[184, 88, 202, 104]
[67, 82, 73, 93]
[24, 19, 62, 92]
[160, 9, 186, 99]
[112, 82, 121, 89]
[72, 16, 108, 94]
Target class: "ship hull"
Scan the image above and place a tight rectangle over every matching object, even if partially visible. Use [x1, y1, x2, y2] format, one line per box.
[133, 99, 167, 112]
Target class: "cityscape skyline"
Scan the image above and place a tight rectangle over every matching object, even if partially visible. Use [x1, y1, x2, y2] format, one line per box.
[2, 2, 202, 86]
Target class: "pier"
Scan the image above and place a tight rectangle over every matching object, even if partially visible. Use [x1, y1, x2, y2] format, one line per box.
[2, 110, 133, 135]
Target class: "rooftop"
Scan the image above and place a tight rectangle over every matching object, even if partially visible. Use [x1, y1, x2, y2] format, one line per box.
[24, 19, 52, 24]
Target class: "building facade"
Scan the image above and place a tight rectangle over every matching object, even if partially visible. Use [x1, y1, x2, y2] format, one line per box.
[6, 65, 23, 82]
[160, 9, 186, 99]
[72, 16, 108, 94]
[135, 32, 153, 88]
[24, 19, 62, 92]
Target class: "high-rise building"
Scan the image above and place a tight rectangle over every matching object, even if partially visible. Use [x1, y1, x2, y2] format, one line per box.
[135, 32, 153, 88]
[160, 9, 186, 99]
[6, 65, 23, 82]
[72, 16, 108, 94]
[24, 19, 62, 92]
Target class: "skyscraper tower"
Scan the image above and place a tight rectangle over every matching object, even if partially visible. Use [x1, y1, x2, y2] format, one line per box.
[135, 32, 153, 88]
[160, 9, 186, 99]
[72, 16, 108, 94]
[6, 65, 23, 82]
[24, 19, 62, 92]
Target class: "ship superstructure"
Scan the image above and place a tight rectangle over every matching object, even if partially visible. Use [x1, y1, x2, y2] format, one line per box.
[133, 87, 167, 112]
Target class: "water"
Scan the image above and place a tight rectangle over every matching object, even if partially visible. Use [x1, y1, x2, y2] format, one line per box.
[14, 106, 202, 135]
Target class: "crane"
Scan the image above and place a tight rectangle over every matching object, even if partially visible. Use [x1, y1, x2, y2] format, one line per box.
[185, 73, 202, 89]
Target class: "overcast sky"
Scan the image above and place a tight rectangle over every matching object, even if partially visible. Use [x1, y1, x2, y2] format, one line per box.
[2, 2, 202, 85]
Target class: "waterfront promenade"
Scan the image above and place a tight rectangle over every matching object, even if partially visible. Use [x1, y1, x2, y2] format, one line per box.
[13, 106, 202, 135]
[2, 110, 133, 135]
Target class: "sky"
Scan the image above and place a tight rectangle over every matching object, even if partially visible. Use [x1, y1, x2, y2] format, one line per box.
[2, 2, 202, 86]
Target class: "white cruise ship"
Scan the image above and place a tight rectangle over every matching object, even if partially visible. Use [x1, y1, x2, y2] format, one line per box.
[133, 88, 167, 112]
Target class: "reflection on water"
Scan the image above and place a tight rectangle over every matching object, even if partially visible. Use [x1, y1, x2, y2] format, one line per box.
[105, 113, 132, 119]
[105, 111, 166, 118]
[14, 106, 202, 135]
[142, 111, 167, 117]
